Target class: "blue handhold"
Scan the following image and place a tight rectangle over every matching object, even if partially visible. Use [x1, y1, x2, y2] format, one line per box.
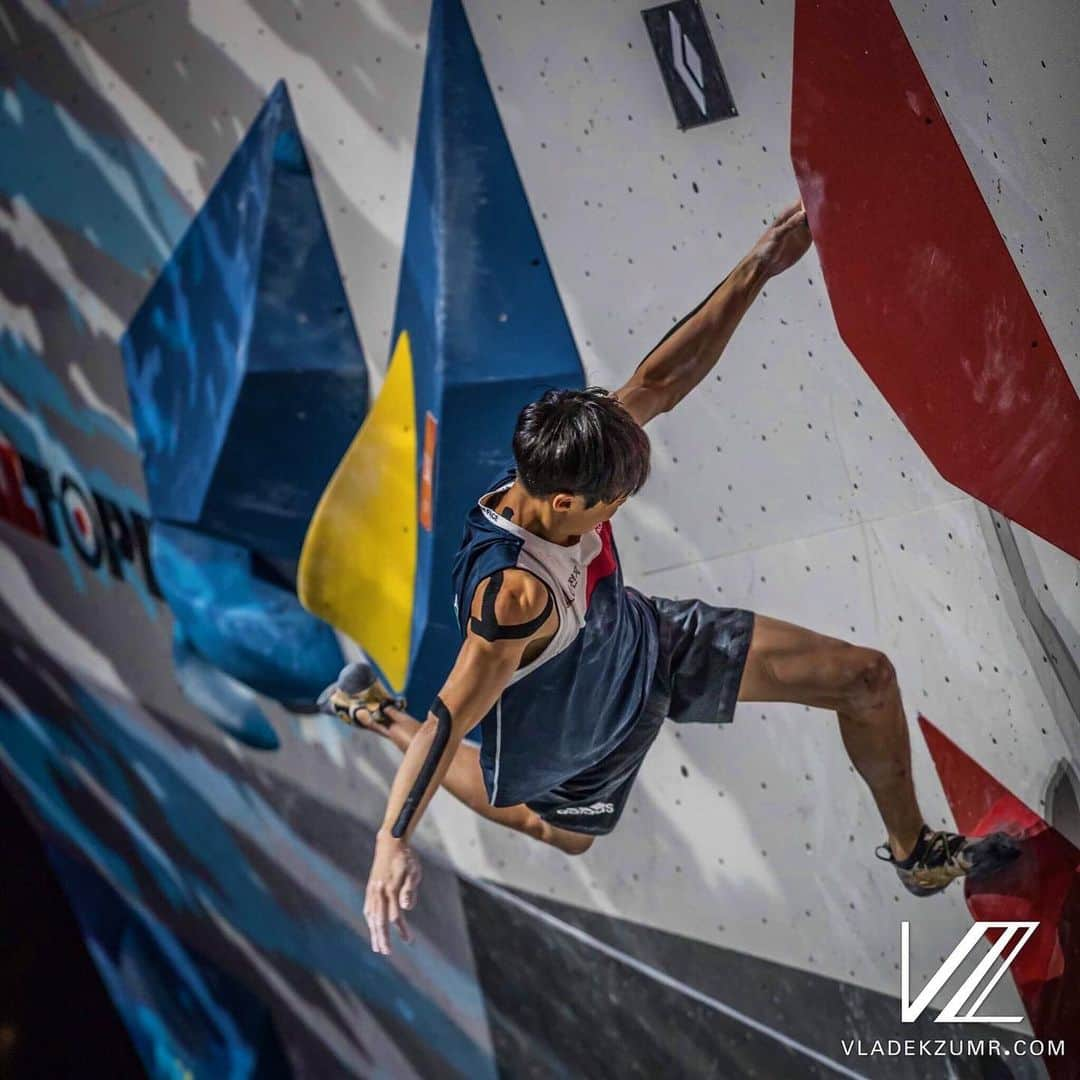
[153, 521, 343, 710]
[171, 626, 282, 752]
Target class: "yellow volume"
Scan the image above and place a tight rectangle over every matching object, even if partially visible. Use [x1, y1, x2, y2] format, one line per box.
[298, 331, 417, 691]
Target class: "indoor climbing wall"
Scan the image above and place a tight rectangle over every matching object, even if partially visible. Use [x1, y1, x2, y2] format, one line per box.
[434, 0, 1080, 1044]
[1, 0, 1076, 1076]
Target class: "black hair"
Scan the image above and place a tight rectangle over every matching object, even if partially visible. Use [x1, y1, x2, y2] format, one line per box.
[512, 387, 651, 508]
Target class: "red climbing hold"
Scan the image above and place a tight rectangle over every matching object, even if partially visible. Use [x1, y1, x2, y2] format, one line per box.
[920, 715, 1080, 1075]
[792, 0, 1080, 560]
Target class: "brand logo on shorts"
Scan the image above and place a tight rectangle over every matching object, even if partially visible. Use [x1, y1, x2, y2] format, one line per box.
[555, 801, 614, 817]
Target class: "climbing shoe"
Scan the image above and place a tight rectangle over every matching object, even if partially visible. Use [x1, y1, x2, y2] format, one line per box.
[875, 825, 1020, 897]
[317, 661, 404, 731]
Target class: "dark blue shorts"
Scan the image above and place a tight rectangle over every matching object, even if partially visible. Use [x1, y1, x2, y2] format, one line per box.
[524, 596, 755, 836]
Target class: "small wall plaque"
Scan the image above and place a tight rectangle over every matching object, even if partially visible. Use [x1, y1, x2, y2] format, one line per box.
[642, 1, 738, 130]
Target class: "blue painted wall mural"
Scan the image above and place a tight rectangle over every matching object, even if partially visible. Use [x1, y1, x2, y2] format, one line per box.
[0, 627, 497, 1077]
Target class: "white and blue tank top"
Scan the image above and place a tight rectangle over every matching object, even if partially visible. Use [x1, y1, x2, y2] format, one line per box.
[450, 461, 660, 807]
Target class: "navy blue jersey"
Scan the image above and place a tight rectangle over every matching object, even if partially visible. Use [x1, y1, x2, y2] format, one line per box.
[450, 461, 660, 806]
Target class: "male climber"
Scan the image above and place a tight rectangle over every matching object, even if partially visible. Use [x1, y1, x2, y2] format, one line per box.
[322, 200, 1015, 956]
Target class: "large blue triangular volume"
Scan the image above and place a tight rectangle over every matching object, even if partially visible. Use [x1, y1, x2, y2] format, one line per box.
[396, 0, 586, 713]
[121, 82, 368, 561]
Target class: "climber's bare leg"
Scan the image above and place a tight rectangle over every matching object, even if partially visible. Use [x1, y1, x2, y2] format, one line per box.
[737, 613, 924, 861]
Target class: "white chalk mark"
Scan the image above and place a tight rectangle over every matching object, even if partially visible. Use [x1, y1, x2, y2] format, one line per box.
[2, 86, 23, 123]
[0, 197, 126, 342]
[0, 543, 132, 700]
[0, 294, 44, 352]
[68, 364, 136, 440]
